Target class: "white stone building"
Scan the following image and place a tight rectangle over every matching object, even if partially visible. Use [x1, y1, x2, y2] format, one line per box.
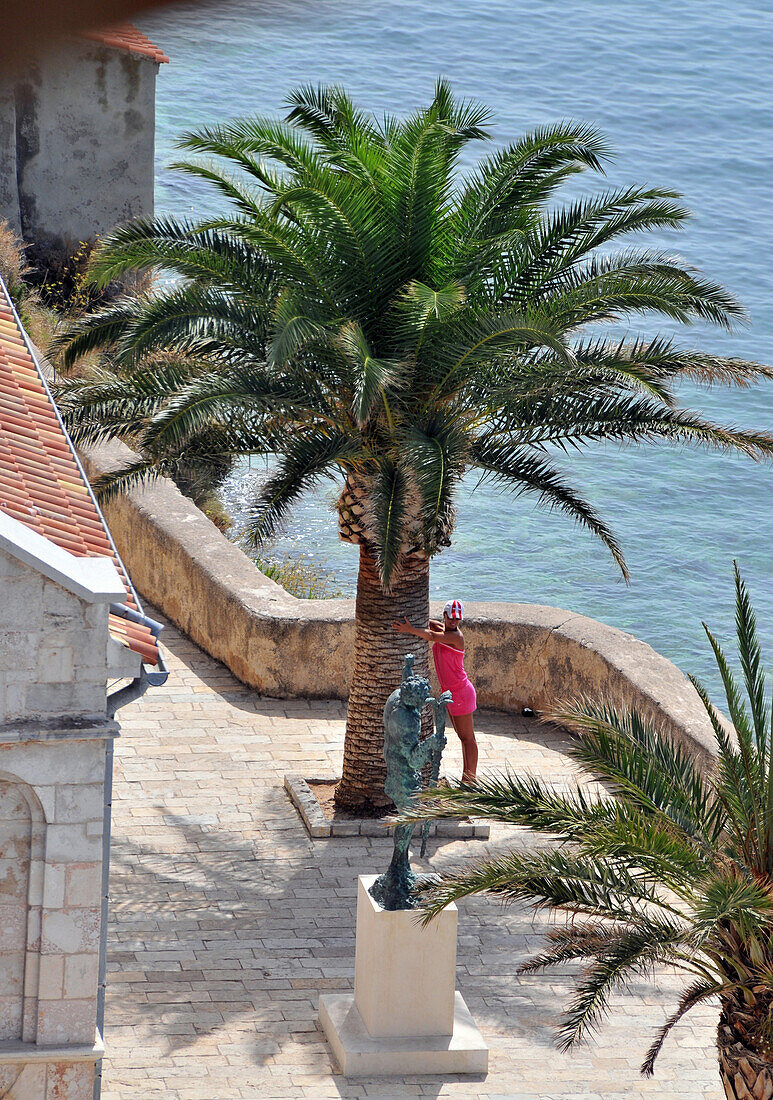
[0, 277, 167, 1097]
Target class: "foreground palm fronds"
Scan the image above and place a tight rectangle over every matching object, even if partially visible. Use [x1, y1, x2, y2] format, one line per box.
[407, 564, 773, 1097]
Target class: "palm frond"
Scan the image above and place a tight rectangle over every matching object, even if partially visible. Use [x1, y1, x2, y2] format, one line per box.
[556, 919, 692, 1050]
[369, 459, 411, 589]
[552, 700, 720, 841]
[641, 980, 724, 1076]
[402, 418, 465, 550]
[336, 321, 404, 427]
[468, 439, 628, 578]
[243, 430, 358, 546]
[418, 847, 678, 925]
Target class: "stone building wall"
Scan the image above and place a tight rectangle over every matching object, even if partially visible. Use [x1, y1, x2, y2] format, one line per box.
[0, 547, 110, 723]
[0, 780, 32, 1041]
[0, 83, 20, 236]
[0, 537, 122, 1098]
[1, 38, 160, 269]
[0, 732, 108, 1099]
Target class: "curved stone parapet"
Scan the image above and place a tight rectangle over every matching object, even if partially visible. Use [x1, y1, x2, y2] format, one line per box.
[82, 440, 717, 767]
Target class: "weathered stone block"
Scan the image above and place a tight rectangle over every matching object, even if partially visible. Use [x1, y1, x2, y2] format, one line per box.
[36, 997, 96, 1045]
[42, 580, 86, 617]
[0, 741, 106, 788]
[65, 863, 102, 907]
[55, 783, 103, 825]
[64, 953, 99, 1000]
[83, 603, 109, 630]
[0, 575, 44, 629]
[0, 630, 38, 672]
[0, 957, 24, 996]
[42, 863, 66, 910]
[7, 1063, 46, 1099]
[3, 681, 26, 722]
[0, 995, 22, 1042]
[38, 953, 64, 1000]
[40, 907, 100, 955]
[24, 681, 106, 719]
[44, 826, 101, 865]
[38, 645, 75, 683]
[0, 550, 26, 578]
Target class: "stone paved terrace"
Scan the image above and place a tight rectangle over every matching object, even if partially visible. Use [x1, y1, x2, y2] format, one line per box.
[104, 612, 722, 1099]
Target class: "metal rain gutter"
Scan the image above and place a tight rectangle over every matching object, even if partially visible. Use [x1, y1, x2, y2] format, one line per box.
[108, 603, 169, 696]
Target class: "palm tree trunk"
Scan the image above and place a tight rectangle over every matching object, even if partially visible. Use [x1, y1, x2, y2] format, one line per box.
[335, 544, 431, 813]
[718, 1008, 773, 1100]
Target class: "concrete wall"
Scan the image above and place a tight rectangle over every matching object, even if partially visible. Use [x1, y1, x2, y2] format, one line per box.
[3, 39, 158, 267]
[0, 547, 111, 724]
[0, 84, 20, 236]
[83, 440, 718, 767]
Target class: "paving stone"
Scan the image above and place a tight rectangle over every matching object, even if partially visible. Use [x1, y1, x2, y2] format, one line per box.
[100, 609, 724, 1100]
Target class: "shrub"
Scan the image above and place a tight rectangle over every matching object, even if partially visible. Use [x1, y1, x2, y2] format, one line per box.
[251, 551, 343, 600]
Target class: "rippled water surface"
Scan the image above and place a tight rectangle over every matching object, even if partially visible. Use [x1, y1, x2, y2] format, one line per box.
[140, 0, 773, 697]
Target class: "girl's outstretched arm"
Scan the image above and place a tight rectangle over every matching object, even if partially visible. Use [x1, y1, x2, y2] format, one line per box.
[392, 616, 438, 643]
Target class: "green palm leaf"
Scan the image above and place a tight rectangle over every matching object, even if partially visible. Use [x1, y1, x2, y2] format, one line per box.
[410, 566, 773, 1081]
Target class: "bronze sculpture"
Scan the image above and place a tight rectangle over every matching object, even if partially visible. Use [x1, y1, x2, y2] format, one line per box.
[369, 654, 452, 911]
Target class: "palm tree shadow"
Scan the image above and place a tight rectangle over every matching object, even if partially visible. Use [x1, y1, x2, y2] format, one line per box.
[107, 807, 363, 1065]
[106, 809, 569, 1073]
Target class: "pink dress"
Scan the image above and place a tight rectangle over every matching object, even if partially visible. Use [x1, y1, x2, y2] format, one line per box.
[433, 641, 477, 716]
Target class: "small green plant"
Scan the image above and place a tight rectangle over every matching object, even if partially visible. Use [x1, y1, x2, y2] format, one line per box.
[38, 240, 103, 316]
[199, 495, 233, 532]
[252, 551, 343, 600]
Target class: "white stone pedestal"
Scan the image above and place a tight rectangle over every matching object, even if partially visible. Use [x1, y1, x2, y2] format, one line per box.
[319, 875, 488, 1076]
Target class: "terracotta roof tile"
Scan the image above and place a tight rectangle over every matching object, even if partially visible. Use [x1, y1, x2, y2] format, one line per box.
[0, 280, 160, 667]
[82, 22, 169, 64]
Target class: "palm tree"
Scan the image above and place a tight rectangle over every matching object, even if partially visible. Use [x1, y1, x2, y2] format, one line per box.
[410, 565, 773, 1098]
[54, 82, 773, 812]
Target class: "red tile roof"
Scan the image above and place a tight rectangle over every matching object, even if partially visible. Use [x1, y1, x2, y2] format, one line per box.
[0, 282, 160, 667]
[82, 23, 169, 65]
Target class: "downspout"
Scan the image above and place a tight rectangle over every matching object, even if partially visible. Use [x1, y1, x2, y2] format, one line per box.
[95, 614, 168, 1100]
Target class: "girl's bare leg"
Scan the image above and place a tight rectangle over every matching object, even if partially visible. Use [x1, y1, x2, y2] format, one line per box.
[450, 713, 478, 784]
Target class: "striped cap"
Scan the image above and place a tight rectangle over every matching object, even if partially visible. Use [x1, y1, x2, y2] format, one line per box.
[443, 599, 464, 619]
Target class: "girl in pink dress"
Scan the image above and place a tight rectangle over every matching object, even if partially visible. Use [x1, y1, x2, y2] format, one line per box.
[392, 599, 478, 783]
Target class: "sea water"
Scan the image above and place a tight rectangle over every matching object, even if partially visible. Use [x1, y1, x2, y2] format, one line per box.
[140, 0, 773, 699]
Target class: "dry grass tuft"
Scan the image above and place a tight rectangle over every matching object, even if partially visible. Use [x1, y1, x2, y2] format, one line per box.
[0, 220, 58, 350]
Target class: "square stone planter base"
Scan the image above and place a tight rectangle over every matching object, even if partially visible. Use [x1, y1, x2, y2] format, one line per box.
[285, 774, 489, 840]
[319, 990, 489, 1076]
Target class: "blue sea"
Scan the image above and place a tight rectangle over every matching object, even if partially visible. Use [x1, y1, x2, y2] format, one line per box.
[140, 0, 773, 699]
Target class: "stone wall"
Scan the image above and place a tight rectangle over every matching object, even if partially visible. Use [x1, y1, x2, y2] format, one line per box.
[0, 83, 20, 236]
[0, 734, 109, 1099]
[2, 39, 159, 269]
[0, 780, 32, 1041]
[84, 441, 717, 766]
[0, 546, 110, 723]
[0, 526, 120, 1097]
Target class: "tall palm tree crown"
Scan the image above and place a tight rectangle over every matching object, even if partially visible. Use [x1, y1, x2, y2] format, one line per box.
[56, 82, 773, 810]
[410, 566, 773, 1099]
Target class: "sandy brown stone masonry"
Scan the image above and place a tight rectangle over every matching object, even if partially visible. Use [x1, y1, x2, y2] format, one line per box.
[82, 440, 717, 766]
